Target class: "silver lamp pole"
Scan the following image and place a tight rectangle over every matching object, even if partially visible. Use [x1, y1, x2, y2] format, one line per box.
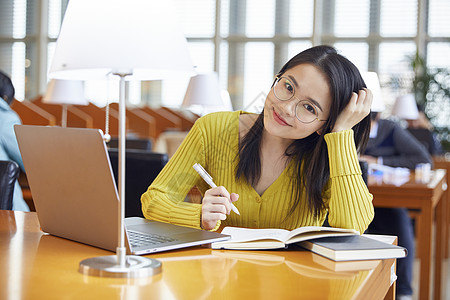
[78, 73, 162, 277]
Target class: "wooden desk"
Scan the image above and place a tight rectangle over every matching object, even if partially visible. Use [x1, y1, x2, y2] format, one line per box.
[433, 155, 450, 258]
[0, 211, 395, 300]
[369, 169, 447, 300]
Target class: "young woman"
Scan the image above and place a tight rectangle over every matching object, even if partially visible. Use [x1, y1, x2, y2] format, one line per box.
[141, 45, 374, 233]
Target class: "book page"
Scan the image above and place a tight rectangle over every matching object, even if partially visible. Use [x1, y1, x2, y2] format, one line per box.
[362, 234, 397, 245]
[211, 239, 286, 250]
[286, 226, 359, 242]
[220, 227, 291, 243]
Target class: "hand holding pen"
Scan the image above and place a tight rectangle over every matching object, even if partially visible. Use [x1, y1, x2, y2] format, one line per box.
[193, 163, 240, 230]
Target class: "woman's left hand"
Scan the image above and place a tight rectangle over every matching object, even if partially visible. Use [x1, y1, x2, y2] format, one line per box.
[332, 88, 373, 133]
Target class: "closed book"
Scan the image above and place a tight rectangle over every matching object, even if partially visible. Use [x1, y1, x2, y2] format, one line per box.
[312, 253, 379, 272]
[299, 235, 407, 261]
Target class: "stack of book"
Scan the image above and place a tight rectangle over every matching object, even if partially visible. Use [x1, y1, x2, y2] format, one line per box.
[211, 226, 407, 262]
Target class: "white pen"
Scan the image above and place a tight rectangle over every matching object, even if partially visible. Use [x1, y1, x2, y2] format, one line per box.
[193, 163, 240, 215]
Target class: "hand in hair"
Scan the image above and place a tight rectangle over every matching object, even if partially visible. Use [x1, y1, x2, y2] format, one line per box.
[332, 88, 373, 133]
[201, 186, 239, 230]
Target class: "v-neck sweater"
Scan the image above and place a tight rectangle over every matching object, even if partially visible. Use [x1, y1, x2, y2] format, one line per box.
[141, 111, 374, 233]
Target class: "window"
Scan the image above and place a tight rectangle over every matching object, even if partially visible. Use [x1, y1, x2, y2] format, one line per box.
[11, 42, 26, 100]
[288, 41, 313, 60]
[334, 43, 369, 72]
[246, 0, 275, 38]
[243, 42, 274, 111]
[428, 0, 450, 37]
[0, 0, 28, 100]
[427, 43, 450, 69]
[335, 0, 370, 37]
[289, 0, 313, 37]
[380, 0, 418, 37]
[379, 42, 416, 74]
[1, 0, 449, 116]
[48, 0, 62, 39]
[175, 0, 215, 38]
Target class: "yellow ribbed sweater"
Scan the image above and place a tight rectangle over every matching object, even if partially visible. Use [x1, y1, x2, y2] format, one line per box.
[141, 111, 374, 233]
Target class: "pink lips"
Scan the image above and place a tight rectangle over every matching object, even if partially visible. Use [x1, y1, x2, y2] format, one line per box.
[272, 109, 291, 126]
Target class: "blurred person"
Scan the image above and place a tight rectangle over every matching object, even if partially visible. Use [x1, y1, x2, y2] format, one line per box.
[360, 90, 431, 300]
[361, 111, 432, 168]
[0, 70, 29, 211]
[392, 94, 442, 156]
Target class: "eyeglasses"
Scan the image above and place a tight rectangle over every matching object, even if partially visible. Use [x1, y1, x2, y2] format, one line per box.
[272, 76, 327, 124]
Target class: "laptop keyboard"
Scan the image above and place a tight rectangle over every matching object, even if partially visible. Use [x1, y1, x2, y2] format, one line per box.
[127, 230, 177, 248]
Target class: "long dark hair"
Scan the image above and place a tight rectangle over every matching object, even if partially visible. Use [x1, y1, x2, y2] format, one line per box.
[0, 70, 15, 105]
[236, 45, 371, 219]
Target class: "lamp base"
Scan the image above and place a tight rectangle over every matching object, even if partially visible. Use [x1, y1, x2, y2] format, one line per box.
[79, 255, 162, 278]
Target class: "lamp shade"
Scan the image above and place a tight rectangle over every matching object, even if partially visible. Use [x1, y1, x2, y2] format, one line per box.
[220, 90, 234, 111]
[361, 72, 385, 112]
[182, 73, 224, 108]
[392, 94, 419, 120]
[49, 0, 194, 81]
[43, 79, 88, 105]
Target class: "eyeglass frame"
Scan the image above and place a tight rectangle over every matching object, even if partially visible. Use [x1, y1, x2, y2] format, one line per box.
[271, 76, 328, 124]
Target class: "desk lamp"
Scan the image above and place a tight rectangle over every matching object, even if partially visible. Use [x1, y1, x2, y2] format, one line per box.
[48, 0, 194, 278]
[392, 94, 419, 120]
[182, 72, 231, 115]
[42, 79, 88, 127]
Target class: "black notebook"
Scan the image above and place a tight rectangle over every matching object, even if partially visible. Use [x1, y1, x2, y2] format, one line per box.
[299, 235, 407, 261]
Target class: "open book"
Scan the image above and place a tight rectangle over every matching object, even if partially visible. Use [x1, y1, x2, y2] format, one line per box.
[211, 226, 359, 250]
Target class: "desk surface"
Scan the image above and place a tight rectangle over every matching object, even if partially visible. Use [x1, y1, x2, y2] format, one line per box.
[0, 211, 395, 300]
[368, 169, 447, 300]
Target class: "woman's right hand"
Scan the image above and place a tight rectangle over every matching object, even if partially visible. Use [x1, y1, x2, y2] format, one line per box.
[332, 88, 373, 133]
[201, 186, 239, 230]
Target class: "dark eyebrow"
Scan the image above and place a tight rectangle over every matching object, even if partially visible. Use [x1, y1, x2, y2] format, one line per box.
[287, 74, 324, 112]
[287, 75, 299, 88]
[306, 97, 324, 112]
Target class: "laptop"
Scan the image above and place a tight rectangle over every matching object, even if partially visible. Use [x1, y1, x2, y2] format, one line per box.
[14, 125, 230, 255]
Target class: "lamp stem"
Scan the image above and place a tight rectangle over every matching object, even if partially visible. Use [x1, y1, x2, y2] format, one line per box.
[116, 72, 130, 268]
[78, 71, 162, 278]
[61, 104, 68, 127]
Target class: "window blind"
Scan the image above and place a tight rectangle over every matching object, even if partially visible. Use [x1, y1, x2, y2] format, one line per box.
[380, 0, 418, 37]
[335, 0, 370, 37]
[428, 0, 450, 37]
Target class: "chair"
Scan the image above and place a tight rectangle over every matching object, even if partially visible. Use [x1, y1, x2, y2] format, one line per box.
[108, 149, 168, 217]
[359, 160, 369, 185]
[108, 137, 152, 151]
[0, 160, 20, 210]
[153, 131, 189, 158]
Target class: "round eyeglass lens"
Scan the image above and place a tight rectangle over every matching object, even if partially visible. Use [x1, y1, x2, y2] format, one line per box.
[274, 77, 294, 101]
[295, 100, 319, 123]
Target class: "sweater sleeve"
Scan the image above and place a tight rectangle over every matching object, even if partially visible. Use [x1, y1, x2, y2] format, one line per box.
[141, 118, 208, 229]
[0, 109, 25, 171]
[323, 129, 374, 234]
